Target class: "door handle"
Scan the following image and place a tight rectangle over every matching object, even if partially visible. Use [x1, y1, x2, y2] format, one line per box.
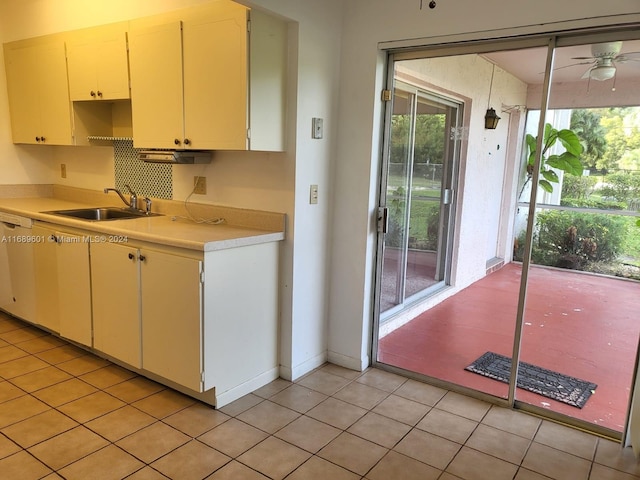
[377, 207, 389, 234]
[443, 189, 454, 205]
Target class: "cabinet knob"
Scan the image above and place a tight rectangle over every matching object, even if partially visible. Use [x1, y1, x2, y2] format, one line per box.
[35, 136, 40, 142]
[90, 91, 96, 97]
[174, 139, 181, 145]
[97, 91, 102, 98]
[128, 253, 135, 260]
[139, 255, 146, 262]
[49, 235, 58, 243]
[183, 138, 191, 145]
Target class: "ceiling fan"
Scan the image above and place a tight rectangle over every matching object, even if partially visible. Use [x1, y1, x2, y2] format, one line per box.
[564, 41, 640, 82]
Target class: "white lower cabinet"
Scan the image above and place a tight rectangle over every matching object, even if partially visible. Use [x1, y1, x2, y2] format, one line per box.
[27, 220, 278, 408]
[91, 241, 203, 390]
[32, 224, 60, 332]
[139, 248, 203, 391]
[55, 231, 92, 346]
[32, 224, 91, 344]
[91, 241, 141, 367]
[0, 223, 36, 321]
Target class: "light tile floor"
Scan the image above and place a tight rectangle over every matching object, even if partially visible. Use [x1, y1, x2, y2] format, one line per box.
[1, 313, 640, 480]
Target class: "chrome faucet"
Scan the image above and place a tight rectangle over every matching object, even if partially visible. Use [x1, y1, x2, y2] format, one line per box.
[104, 185, 139, 211]
[104, 185, 153, 214]
[123, 184, 138, 210]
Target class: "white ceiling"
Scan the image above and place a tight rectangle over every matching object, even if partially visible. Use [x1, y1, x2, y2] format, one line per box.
[484, 39, 640, 86]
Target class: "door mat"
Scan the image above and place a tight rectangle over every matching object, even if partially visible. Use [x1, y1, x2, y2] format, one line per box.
[465, 351, 597, 408]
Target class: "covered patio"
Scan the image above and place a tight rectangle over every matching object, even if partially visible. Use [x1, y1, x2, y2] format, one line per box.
[378, 263, 640, 433]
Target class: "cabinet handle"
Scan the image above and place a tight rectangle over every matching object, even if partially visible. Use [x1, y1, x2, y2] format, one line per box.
[174, 139, 181, 145]
[138, 255, 146, 262]
[128, 253, 135, 260]
[184, 138, 191, 145]
[40, 137, 45, 142]
[97, 91, 102, 97]
[90, 91, 96, 97]
[35, 136, 40, 142]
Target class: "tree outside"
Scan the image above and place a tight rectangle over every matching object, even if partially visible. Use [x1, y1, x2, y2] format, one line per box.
[516, 107, 640, 280]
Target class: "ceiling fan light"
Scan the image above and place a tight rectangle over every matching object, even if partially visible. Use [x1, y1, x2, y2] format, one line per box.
[590, 65, 616, 81]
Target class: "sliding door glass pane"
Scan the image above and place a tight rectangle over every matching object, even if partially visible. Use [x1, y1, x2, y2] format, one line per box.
[515, 38, 640, 433]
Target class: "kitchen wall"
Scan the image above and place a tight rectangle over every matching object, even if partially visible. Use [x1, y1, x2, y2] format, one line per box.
[325, 0, 640, 370]
[1, 0, 640, 383]
[0, 0, 344, 381]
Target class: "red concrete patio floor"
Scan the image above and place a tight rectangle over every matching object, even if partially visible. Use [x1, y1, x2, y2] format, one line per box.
[377, 263, 640, 433]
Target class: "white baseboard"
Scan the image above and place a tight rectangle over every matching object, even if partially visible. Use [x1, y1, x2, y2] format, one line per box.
[214, 367, 279, 408]
[328, 350, 369, 371]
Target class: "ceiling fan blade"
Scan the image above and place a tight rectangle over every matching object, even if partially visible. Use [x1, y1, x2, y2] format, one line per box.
[571, 56, 596, 60]
[544, 61, 595, 74]
[616, 52, 640, 62]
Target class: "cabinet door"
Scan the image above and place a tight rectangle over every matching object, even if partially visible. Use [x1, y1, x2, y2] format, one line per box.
[91, 241, 141, 367]
[3, 39, 72, 145]
[0, 224, 36, 322]
[129, 21, 184, 149]
[141, 249, 203, 391]
[55, 232, 92, 346]
[67, 24, 130, 101]
[39, 42, 74, 145]
[182, 3, 248, 150]
[32, 225, 60, 332]
[4, 43, 42, 144]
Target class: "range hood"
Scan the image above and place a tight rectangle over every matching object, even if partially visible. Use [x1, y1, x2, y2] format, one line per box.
[138, 150, 212, 164]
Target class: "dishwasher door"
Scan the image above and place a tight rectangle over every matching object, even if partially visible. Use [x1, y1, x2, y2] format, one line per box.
[0, 214, 36, 321]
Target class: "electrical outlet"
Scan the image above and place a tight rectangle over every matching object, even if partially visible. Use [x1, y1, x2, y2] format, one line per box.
[60, 164, 67, 179]
[310, 184, 318, 204]
[193, 176, 207, 195]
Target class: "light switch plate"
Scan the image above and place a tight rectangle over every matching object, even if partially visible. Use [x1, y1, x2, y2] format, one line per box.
[312, 118, 323, 139]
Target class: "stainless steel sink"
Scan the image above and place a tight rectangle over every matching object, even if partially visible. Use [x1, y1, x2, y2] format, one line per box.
[44, 207, 163, 221]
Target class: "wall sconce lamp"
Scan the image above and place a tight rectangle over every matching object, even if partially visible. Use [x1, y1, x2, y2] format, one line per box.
[485, 64, 500, 129]
[484, 108, 500, 129]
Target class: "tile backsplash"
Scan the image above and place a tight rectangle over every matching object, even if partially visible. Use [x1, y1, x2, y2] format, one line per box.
[114, 140, 172, 199]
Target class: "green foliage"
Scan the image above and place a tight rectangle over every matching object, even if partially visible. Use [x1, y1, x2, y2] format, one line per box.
[570, 109, 607, 171]
[407, 200, 440, 251]
[598, 108, 640, 172]
[598, 172, 640, 210]
[515, 211, 627, 269]
[391, 112, 445, 165]
[385, 184, 441, 251]
[560, 197, 625, 210]
[525, 123, 584, 194]
[560, 174, 597, 200]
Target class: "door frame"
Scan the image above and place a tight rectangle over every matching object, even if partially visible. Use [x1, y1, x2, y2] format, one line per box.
[375, 74, 463, 326]
[371, 29, 640, 442]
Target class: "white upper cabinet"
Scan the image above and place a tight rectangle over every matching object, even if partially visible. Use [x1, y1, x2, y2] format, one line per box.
[2, 0, 286, 150]
[129, 1, 286, 151]
[66, 22, 130, 101]
[128, 21, 185, 149]
[3, 35, 73, 145]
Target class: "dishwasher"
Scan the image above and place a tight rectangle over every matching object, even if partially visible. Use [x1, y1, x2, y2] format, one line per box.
[0, 211, 36, 320]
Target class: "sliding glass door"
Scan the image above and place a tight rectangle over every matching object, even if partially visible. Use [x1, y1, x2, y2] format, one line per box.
[378, 81, 459, 319]
[374, 31, 640, 438]
[515, 37, 640, 431]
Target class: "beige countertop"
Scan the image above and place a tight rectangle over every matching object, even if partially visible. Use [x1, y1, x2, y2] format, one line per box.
[0, 195, 285, 252]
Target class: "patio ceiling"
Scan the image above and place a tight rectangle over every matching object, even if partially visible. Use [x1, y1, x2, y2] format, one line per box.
[483, 39, 640, 86]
